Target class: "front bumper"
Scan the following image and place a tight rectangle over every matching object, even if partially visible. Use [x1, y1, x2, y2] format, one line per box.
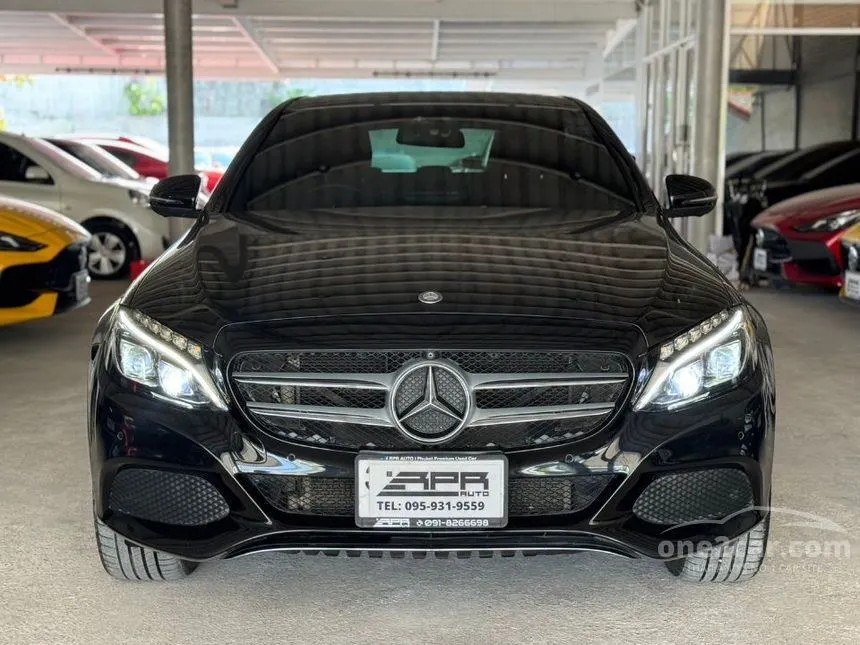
[89, 353, 776, 562]
[752, 227, 844, 287]
[0, 240, 90, 325]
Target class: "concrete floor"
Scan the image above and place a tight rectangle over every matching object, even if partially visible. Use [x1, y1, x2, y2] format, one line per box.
[1, 282, 859, 645]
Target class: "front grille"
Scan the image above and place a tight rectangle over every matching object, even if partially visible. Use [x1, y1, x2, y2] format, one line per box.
[787, 239, 840, 276]
[632, 469, 754, 525]
[231, 350, 631, 450]
[794, 258, 841, 277]
[247, 473, 614, 517]
[475, 382, 625, 409]
[108, 468, 230, 526]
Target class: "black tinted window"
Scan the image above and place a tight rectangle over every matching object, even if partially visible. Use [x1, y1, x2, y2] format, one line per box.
[102, 147, 138, 168]
[0, 142, 39, 182]
[228, 97, 636, 215]
[49, 140, 139, 180]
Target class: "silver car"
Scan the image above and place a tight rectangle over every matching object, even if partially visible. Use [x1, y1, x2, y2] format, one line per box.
[0, 132, 169, 278]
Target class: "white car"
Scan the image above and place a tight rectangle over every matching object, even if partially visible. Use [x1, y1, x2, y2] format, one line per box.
[0, 132, 169, 279]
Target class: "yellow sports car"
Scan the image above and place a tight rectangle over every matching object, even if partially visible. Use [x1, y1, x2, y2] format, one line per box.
[0, 195, 91, 326]
[842, 222, 860, 305]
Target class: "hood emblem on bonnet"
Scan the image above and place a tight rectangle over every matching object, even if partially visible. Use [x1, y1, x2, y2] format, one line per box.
[418, 291, 443, 304]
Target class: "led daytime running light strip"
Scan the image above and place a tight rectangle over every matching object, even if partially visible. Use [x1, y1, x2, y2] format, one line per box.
[659, 310, 730, 361]
[131, 309, 203, 360]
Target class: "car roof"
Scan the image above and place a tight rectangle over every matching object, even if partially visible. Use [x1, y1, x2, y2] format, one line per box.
[0, 131, 34, 145]
[75, 138, 167, 161]
[282, 91, 583, 111]
[753, 140, 860, 180]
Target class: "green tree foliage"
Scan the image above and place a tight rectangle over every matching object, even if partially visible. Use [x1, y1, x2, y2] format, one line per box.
[123, 78, 166, 117]
[0, 74, 33, 130]
[0, 74, 31, 87]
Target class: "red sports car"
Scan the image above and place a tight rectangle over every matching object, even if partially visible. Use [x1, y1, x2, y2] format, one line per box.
[751, 184, 860, 288]
[67, 138, 223, 193]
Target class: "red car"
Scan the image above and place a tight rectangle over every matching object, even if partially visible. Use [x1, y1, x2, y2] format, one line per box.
[67, 138, 223, 193]
[751, 184, 860, 288]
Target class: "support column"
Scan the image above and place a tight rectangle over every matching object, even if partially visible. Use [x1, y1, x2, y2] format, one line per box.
[634, 2, 652, 173]
[651, 0, 670, 203]
[164, 0, 195, 241]
[690, 0, 731, 251]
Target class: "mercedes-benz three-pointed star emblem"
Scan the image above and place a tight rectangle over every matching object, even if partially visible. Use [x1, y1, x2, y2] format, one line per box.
[389, 361, 472, 444]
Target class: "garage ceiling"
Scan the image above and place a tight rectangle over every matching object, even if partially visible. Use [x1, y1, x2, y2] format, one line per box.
[0, 0, 636, 80]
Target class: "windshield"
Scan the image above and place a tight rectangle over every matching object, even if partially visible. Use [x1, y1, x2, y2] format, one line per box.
[227, 103, 638, 218]
[48, 140, 140, 180]
[29, 139, 103, 181]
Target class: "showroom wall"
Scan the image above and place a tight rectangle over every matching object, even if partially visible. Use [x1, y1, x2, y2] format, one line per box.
[726, 36, 860, 153]
[0, 75, 471, 147]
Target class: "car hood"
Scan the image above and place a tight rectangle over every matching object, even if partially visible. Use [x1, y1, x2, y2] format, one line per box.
[0, 195, 90, 238]
[123, 208, 739, 352]
[753, 184, 860, 228]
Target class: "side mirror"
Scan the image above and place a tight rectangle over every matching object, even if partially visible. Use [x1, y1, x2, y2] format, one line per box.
[149, 174, 202, 218]
[665, 174, 717, 218]
[25, 165, 52, 184]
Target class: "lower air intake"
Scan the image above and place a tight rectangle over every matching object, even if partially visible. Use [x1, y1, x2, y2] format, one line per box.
[108, 468, 230, 526]
[632, 469, 754, 525]
[247, 473, 614, 517]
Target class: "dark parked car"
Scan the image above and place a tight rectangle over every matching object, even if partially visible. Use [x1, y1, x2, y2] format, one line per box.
[88, 93, 775, 584]
[726, 150, 790, 181]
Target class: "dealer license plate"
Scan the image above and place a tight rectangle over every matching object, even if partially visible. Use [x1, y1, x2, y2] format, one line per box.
[355, 453, 507, 529]
[74, 270, 89, 302]
[845, 270, 860, 300]
[753, 248, 768, 271]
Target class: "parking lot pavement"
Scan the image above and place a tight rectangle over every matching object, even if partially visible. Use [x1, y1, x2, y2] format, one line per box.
[1, 283, 859, 645]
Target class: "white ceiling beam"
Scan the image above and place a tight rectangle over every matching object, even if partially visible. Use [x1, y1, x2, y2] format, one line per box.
[48, 12, 117, 56]
[230, 16, 279, 73]
[0, 59, 590, 81]
[0, 1, 636, 22]
[731, 27, 860, 36]
[603, 18, 637, 57]
[430, 19, 440, 62]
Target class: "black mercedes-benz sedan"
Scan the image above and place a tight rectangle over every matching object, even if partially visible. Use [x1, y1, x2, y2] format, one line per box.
[87, 92, 775, 584]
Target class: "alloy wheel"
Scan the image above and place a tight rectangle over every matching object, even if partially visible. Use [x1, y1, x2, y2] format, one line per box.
[88, 232, 128, 277]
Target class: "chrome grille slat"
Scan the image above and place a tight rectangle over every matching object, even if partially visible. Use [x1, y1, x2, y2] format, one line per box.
[246, 402, 394, 427]
[469, 402, 615, 426]
[231, 350, 631, 450]
[470, 373, 628, 389]
[234, 371, 625, 391]
[233, 372, 394, 390]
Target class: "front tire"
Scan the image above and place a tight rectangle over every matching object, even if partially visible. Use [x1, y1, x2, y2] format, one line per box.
[85, 222, 137, 279]
[94, 517, 198, 581]
[665, 516, 769, 583]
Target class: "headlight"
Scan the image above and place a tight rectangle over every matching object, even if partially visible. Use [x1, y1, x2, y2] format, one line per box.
[128, 189, 150, 207]
[634, 308, 754, 410]
[847, 244, 859, 271]
[793, 210, 860, 233]
[113, 308, 227, 410]
[0, 231, 45, 251]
